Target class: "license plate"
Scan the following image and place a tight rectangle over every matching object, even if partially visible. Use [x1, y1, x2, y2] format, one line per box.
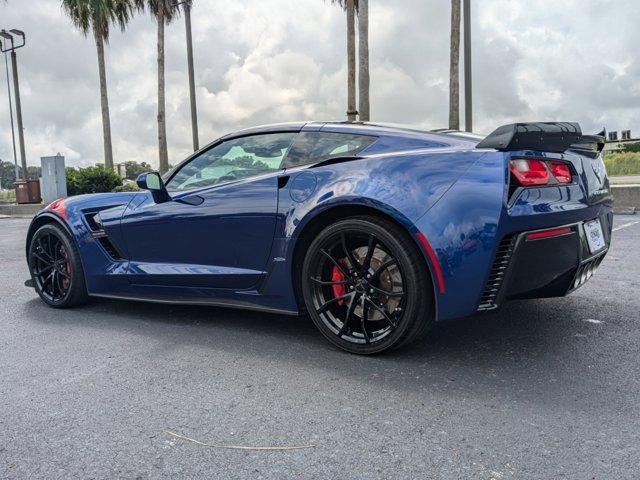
[584, 219, 606, 253]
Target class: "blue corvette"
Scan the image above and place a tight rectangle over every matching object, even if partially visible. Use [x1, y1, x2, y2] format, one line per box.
[25, 121, 612, 354]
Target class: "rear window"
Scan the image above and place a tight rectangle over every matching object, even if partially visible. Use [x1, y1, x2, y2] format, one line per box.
[283, 132, 377, 168]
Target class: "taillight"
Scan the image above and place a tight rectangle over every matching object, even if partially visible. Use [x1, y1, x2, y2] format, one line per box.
[509, 158, 573, 187]
[549, 161, 572, 183]
[509, 159, 548, 186]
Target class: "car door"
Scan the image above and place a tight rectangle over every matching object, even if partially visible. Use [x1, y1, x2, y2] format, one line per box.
[119, 132, 297, 289]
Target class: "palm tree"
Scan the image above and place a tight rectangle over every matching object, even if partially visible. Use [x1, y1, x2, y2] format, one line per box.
[62, 0, 137, 170]
[357, 0, 369, 121]
[138, 0, 179, 174]
[448, 0, 461, 130]
[330, 0, 358, 121]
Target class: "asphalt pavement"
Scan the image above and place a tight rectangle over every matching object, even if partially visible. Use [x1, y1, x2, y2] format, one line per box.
[1, 216, 639, 479]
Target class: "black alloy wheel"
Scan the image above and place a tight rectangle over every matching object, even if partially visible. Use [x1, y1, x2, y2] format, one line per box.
[28, 223, 88, 308]
[301, 216, 433, 354]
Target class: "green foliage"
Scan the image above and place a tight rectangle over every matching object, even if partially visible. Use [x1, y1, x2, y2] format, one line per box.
[62, 0, 141, 41]
[66, 165, 122, 195]
[621, 142, 640, 153]
[0, 160, 17, 189]
[604, 152, 640, 176]
[123, 160, 153, 180]
[112, 182, 141, 192]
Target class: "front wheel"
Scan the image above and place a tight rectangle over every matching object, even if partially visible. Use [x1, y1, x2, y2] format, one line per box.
[28, 223, 88, 308]
[301, 216, 433, 354]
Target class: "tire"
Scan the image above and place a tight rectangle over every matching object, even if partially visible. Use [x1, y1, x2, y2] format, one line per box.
[301, 215, 433, 354]
[28, 223, 88, 308]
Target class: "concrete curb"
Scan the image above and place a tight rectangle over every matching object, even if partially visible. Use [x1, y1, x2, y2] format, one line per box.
[0, 204, 43, 217]
[611, 185, 640, 213]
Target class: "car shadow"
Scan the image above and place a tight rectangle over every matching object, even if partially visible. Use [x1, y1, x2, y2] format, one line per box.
[23, 289, 613, 411]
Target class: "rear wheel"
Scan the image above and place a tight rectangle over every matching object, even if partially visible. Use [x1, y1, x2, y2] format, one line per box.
[28, 223, 88, 308]
[301, 216, 433, 354]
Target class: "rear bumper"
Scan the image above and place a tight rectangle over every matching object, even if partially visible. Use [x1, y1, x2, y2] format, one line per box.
[477, 212, 613, 311]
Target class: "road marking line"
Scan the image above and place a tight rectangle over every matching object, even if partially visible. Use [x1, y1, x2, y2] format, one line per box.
[613, 220, 640, 232]
[583, 318, 603, 324]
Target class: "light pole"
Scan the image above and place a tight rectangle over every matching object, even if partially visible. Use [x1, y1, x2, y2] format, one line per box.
[174, 0, 199, 151]
[0, 29, 27, 180]
[463, 0, 472, 132]
[0, 40, 18, 182]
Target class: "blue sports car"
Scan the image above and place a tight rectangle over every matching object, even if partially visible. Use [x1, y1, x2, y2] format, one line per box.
[25, 121, 613, 354]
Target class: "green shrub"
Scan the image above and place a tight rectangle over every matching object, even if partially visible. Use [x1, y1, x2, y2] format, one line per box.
[66, 166, 122, 195]
[622, 143, 640, 153]
[112, 182, 141, 192]
[604, 152, 640, 176]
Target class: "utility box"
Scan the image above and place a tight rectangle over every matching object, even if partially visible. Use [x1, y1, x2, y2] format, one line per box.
[40, 154, 67, 204]
[14, 180, 42, 204]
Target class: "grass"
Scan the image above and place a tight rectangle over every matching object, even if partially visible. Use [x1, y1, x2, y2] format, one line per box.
[0, 189, 16, 202]
[604, 152, 640, 176]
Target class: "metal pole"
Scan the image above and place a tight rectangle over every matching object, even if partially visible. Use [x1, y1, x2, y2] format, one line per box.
[183, 1, 199, 151]
[3, 51, 18, 181]
[463, 0, 472, 132]
[10, 49, 27, 179]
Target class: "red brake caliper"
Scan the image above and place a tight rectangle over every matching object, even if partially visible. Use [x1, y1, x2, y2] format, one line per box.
[331, 265, 346, 305]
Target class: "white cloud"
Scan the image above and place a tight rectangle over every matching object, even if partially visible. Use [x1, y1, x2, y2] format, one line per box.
[0, 0, 637, 169]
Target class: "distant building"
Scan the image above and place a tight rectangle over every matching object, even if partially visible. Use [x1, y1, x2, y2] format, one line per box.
[603, 129, 640, 154]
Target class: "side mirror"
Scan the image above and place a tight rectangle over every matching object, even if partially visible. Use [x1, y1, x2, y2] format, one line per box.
[136, 172, 170, 203]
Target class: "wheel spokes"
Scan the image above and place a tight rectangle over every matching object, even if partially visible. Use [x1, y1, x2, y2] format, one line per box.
[362, 235, 376, 271]
[338, 293, 358, 337]
[309, 277, 350, 286]
[32, 233, 72, 301]
[319, 249, 350, 278]
[368, 284, 405, 298]
[317, 292, 354, 314]
[311, 229, 405, 345]
[32, 252, 53, 266]
[371, 258, 397, 280]
[340, 233, 361, 272]
[360, 296, 370, 344]
[36, 238, 53, 262]
[365, 298, 398, 330]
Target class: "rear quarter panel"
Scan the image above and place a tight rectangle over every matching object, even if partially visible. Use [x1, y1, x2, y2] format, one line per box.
[272, 149, 490, 314]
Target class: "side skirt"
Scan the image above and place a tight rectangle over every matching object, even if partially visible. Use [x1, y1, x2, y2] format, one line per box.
[89, 292, 300, 316]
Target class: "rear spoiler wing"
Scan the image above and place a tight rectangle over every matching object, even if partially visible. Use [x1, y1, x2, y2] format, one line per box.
[476, 122, 605, 157]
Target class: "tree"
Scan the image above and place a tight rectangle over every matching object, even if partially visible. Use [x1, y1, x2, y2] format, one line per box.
[449, 0, 461, 130]
[123, 160, 152, 180]
[357, 0, 369, 121]
[62, 0, 138, 170]
[0, 160, 16, 189]
[138, 0, 179, 174]
[330, 0, 358, 121]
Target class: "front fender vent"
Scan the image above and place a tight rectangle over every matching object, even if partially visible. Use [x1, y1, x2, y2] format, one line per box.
[96, 236, 125, 261]
[477, 234, 517, 311]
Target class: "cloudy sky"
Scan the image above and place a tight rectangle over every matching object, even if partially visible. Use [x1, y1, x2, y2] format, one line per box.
[0, 0, 638, 169]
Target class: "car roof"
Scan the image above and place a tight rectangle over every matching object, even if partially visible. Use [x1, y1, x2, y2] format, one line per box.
[226, 121, 482, 140]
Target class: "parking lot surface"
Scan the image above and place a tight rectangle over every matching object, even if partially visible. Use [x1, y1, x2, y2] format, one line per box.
[1, 216, 639, 479]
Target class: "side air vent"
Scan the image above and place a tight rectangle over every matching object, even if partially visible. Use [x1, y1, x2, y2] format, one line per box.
[477, 235, 517, 311]
[96, 236, 125, 261]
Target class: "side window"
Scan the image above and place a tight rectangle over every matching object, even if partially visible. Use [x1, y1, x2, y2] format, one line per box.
[165, 133, 296, 192]
[283, 132, 377, 168]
